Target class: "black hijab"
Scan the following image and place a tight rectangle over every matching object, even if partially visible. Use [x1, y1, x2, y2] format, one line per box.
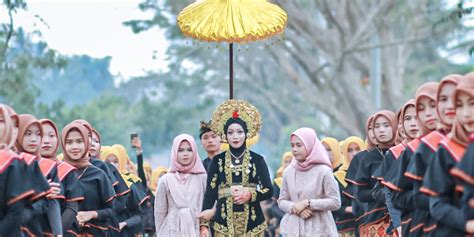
[224, 118, 248, 157]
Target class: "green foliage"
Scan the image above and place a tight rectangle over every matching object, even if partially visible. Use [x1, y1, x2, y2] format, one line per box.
[34, 93, 136, 155]
[119, 71, 223, 154]
[0, 27, 66, 113]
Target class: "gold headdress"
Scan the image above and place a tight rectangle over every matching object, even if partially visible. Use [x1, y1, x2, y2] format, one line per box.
[211, 99, 262, 140]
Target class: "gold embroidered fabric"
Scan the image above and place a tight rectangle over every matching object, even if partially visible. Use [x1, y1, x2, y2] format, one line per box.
[218, 187, 257, 199]
[211, 150, 267, 236]
[214, 212, 265, 237]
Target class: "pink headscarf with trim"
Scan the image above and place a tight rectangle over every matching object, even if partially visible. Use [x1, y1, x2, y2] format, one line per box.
[450, 72, 474, 147]
[436, 74, 463, 134]
[169, 134, 206, 182]
[290, 127, 332, 171]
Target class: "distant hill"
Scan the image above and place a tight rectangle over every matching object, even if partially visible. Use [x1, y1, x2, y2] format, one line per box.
[33, 55, 115, 106]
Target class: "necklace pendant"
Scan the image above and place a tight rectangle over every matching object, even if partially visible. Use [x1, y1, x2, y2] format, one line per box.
[235, 159, 240, 164]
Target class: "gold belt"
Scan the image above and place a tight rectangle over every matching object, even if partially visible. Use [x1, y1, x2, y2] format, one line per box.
[218, 186, 256, 199]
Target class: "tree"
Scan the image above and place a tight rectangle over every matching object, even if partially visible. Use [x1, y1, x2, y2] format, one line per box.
[125, 0, 473, 138]
[118, 71, 220, 153]
[0, 1, 65, 113]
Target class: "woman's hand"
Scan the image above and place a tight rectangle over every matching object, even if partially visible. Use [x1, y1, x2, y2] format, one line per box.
[131, 137, 142, 155]
[76, 211, 97, 225]
[396, 226, 403, 237]
[291, 199, 309, 215]
[233, 190, 252, 205]
[199, 226, 209, 237]
[298, 208, 313, 219]
[46, 180, 61, 198]
[344, 206, 353, 213]
[119, 222, 127, 230]
[198, 208, 216, 221]
[466, 220, 474, 234]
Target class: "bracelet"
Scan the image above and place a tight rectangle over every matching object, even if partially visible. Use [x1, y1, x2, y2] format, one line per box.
[307, 199, 310, 207]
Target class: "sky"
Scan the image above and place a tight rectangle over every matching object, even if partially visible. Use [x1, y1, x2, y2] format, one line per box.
[4, 0, 169, 81]
[1, 0, 472, 79]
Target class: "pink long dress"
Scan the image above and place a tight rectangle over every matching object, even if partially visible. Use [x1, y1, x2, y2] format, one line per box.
[278, 164, 341, 237]
[154, 172, 207, 237]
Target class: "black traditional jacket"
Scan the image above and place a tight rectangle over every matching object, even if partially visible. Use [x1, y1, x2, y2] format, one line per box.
[202, 150, 273, 235]
[422, 139, 468, 236]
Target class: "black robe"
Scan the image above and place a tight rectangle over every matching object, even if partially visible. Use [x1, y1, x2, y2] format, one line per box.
[117, 182, 147, 237]
[382, 139, 420, 236]
[353, 148, 389, 227]
[344, 150, 369, 236]
[91, 158, 130, 236]
[37, 158, 62, 236]
[374, 144, 405, 233]
[90, 158, 125, 194]
[405, 131, 446, 236]
[136, 153, 155, 234]
[373, 143, 405, 181]
[332, 180, 356, 233]
[0, 151, 34, 237]
[142, 189, 155, 234]
[71, 164, 116, 236]
[202, 157, 212, 173]
[57, 161, 84, 234]
[18, 153, 52, 236]
[421, 139, 468, 236]
[451, 137, 474, 221]
[202, 150, 273, 235]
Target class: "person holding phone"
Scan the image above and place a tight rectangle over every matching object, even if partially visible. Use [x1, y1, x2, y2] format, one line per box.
[130, 133, 157, 236]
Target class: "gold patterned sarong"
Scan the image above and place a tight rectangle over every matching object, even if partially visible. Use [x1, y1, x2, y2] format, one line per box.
[214, 212, 264, 237]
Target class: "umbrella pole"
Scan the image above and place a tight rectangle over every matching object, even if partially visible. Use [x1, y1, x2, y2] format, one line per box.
[229, 43, 233, 99]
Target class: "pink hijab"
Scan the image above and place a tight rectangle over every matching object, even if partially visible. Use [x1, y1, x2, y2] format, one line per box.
[290, 127, 332, 171]
[169, 134, 206, 183]
[415, 82, 439, 137]
[0, 105, 15, 150]
[436, 74, 463, 134]
[450, 72, 474, 147]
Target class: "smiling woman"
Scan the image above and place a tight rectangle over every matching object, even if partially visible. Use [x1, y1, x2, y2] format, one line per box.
[16, 114, 63, 236]
[61, 122, 116, 236]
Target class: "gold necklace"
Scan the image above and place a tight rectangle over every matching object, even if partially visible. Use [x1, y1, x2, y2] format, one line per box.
[229, 150, 245, 164]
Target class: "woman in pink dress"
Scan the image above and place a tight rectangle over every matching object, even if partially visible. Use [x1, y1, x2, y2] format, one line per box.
[154, 134, 207, 236]
[278, 127, 341, 236]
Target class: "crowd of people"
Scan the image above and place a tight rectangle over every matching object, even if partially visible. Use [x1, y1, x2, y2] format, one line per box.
[1, 71, 474, 236]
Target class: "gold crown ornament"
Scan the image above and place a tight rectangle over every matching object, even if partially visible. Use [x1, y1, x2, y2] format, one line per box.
[211, 99, 262, 140]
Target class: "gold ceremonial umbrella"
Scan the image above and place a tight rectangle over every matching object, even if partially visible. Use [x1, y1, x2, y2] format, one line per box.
[178, 0, 287, 99]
